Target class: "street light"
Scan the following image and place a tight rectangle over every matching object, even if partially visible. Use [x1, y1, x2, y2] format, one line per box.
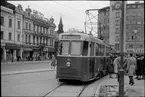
[134, 30, 137, 54]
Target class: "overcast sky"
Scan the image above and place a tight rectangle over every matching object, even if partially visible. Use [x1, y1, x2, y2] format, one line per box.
[8, 0, 144, 34]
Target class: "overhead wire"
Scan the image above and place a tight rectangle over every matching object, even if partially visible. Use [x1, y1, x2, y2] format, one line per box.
[10, 1, 97, 31]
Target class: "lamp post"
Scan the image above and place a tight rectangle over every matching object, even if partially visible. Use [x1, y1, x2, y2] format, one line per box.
[134, 30, 137, 55]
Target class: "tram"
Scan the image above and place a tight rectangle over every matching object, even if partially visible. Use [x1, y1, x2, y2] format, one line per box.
[56, 32, 111, 82]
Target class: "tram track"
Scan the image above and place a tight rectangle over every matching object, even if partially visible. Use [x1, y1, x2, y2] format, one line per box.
[42, 76, 107, 97]
[42, 83, 64, 97]
[77, 84, 89, 97]
[42, 82, 89, 97]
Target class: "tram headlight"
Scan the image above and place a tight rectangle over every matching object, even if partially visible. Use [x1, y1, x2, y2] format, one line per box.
[66, 62, 71, 67]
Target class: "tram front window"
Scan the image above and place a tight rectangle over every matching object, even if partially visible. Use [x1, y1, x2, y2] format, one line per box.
[70, 41, 81, 56]
[59, 41, 69, 55]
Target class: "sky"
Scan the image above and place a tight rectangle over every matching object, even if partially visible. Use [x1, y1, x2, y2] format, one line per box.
[8, 0, 144, 35]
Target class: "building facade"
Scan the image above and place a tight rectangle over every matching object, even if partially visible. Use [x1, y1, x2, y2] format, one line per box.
[98, 1, 144, 54]
[1, 1, 56, 62]
[98, 6, 110, 44]
[1, 2, 16, 61]
[125, 2, 144, 54]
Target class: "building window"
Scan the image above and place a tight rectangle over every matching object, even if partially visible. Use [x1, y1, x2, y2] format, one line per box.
[33, 36, 35, 44]
[115, 27, 120, 33]
[17, 34, 20, 41]
[43, 38, 45, 44]
[37, 36, 39, 44]
[26, 22, 28, 30]
[131, 36, 134, 40]
[46, 38, 48, 45]
[1, 16, 4, 26]
[9, 32, 12, 40]
[37, 26, 39, 32]
[9, 18, 12, 28]
[0, 31, 4, 40]
[25, 35, 27, 43]
[115, 44, 120, 51]
[40, 37, 42, 44]
[40, 27, 42, 32]
[115, 36, 119, 42]
[17, 21, 21, 29]
[115, 19, 120, 26]
[50, 30, 53, 34]
[48, 38, 50, 46]
[29, 35, 31, 44]
[43, 28, 45, 33]
[50, 39, 53, 46]
[29, 23, 31, 30]
[35, 25, 37, 32]
[129, 44, 133, 48]
[116, 12, 120, 18]
[131, 20, 136, 24]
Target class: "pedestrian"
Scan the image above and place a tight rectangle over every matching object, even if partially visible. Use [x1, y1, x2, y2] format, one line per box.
[107, 54, 114, 78]
[140, 56, 144, 79]
[142, 57, 145, 79]
[136, 56, 142, 80]
[51, 54, 57, 69]
[113, 54, 127, 82]
[113, 56, 118, 78]
[126, 53, 137, 86]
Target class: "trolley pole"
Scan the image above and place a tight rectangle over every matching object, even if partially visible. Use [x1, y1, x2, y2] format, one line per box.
[119, 1, 125, 97]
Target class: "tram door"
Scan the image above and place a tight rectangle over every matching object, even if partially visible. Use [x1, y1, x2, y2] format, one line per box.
[89, 42, 95, 79]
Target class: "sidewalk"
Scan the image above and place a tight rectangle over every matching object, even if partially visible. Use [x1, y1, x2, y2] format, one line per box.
[1, 60, 54, 76]
[1, 60, 51, 65]
[95, 74, 144, 97]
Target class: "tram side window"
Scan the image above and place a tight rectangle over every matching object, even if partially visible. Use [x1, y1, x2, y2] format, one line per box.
[82, 41, 88, 56]
[90, 42, 94, 56]
[95, 43, 99, 56]
[59, 41, 69, 55]
[100, 45, 103, 56]
[102, 45, 105, 56]
[98, 44, 100, 56]
[106, 47, 108, 56]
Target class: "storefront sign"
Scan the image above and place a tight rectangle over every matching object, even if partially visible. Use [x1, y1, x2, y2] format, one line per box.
[23, 48, 32, 51]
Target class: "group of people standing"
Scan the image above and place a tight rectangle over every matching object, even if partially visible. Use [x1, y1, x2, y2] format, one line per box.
[109, 53, 144, 86]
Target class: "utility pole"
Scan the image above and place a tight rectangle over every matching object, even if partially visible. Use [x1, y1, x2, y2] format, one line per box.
[119, 1, 125, 97]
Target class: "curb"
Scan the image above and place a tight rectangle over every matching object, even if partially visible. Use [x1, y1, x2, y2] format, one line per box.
[1, 60, 52, 65]
[1, 69, 55, 76]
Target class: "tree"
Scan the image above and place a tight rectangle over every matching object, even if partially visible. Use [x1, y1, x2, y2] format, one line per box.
[57, 17, 64, 34]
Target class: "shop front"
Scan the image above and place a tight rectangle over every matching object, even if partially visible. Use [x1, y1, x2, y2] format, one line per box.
[5, 43, 21, 62]
[23, 47, 33, 61]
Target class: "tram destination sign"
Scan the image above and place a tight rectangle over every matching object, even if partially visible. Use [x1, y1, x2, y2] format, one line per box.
[62, 35, 80, 39]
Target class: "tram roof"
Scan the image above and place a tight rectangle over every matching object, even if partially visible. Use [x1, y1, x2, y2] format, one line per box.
[59, 32, 108, 46]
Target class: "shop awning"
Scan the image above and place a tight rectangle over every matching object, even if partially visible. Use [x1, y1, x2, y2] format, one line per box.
[5, 43, 21, 49]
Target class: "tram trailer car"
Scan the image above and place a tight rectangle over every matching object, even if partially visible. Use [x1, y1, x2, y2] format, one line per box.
[56, 32, 111, 82]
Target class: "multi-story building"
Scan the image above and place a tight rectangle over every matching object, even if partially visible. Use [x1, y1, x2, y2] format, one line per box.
[1, 1, 56, 61]
[98, 1, 144, 54]
[22, 7, 56, 60]
[125, 2, 144, 54]
[98, 6, 110, 44]
[1, 2, 16, 61]
[14, 4, 24, 61]
[31, 11, 56, 60]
